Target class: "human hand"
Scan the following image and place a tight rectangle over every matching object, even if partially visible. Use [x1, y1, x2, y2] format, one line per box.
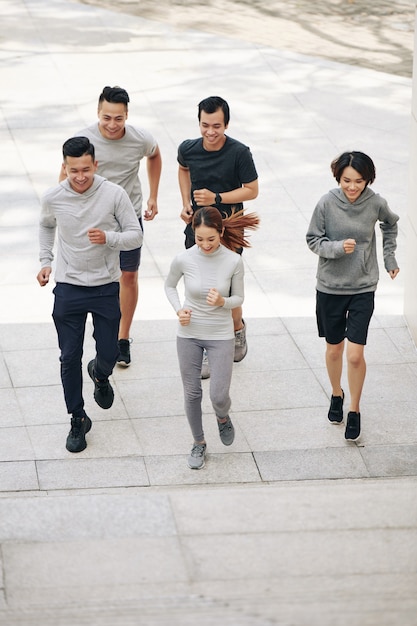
[206, 288, 224, 307]
[344, 238, 356, 254]
[193, 188, 215, 206]
[37, 266, 52, 286]
[88, 228, 106, 244]
[389, 268, 400, 279]
[178, 308, 192, 326]
[144, 198, 158, 221]
[180, 205, 193, 224]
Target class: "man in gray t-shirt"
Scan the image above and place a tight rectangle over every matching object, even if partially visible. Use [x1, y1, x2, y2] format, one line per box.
[60, 86, 162, 367]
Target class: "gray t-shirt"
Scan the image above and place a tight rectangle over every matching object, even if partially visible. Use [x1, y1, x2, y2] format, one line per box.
[77, 123, 158, 217]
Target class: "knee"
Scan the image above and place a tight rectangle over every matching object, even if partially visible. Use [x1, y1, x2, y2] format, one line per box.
[210, 390, 231, 413]
[184, 384, 202, 403]
[326, 343, 343, 362]
[59, 351, 81, 369]
[347, 351, 365, 368]
[120, 271, 138, 288]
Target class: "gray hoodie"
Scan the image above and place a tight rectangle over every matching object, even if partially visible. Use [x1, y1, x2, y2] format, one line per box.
[39, 175, 142, 287]
[306, 186, 399, 295]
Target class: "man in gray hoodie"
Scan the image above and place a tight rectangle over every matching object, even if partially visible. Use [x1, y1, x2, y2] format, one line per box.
[37, 136, 142, 453]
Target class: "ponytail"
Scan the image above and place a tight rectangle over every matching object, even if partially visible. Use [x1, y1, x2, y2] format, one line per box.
[192, 206, 260, 253]
[221, 207, 260, 252]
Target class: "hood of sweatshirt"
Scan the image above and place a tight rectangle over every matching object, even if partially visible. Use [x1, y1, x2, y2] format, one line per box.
[61, 174, 107, 198]
[328, 185, 375, 209]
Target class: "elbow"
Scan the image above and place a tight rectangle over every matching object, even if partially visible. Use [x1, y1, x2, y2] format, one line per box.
[247, 182, 259, 200]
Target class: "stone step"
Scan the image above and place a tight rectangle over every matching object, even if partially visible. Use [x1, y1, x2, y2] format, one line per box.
[1, 595, 276, 626]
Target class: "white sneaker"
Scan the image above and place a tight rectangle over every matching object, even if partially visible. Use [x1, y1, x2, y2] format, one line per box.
[201, 349, 210, 379]
[234, 321, 247, 362]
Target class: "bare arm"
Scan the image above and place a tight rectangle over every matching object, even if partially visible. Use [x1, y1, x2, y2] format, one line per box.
[193, 179, 259, 207]
[178, 165, 193, 224]
[144, 145, 162, 221]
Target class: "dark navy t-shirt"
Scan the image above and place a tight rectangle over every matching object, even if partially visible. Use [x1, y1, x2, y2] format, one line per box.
[177, 135, 258, 243]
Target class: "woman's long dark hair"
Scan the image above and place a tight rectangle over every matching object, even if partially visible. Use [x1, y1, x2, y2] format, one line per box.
[192, 206, 260, 252]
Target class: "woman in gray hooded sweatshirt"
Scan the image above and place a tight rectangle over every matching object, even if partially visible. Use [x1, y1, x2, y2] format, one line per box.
[306, 151, 400, 442]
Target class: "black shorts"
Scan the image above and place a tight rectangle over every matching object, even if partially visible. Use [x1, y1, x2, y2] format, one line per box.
[316, 290, 375, 345]
[119, 217, 143, 272]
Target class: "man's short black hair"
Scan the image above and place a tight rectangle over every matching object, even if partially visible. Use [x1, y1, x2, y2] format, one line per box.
[198, 96, 230, 125]
[98, 85, 130, 109]
[62, 136, 95, 160]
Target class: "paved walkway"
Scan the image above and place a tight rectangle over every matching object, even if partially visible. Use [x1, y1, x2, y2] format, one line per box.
[0, 0, 416, 624]
[81, 0, 416, 77]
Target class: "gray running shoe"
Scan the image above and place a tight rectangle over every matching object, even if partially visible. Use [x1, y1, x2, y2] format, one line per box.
[201, 349, 210, 379]
[234, 321, 247, 362]
[217, 416, 235, 446]
[188, 443, 207, 469]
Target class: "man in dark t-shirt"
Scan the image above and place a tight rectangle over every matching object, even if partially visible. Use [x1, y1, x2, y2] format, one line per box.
[177, 96, 259, 370]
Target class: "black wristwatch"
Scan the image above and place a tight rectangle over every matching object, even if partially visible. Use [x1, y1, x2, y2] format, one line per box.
[215, 192, 222, 204]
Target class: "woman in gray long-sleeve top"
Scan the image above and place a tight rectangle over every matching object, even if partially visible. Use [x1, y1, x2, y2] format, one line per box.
[306, 151, 400, 443]
[165, 206, 259, 469]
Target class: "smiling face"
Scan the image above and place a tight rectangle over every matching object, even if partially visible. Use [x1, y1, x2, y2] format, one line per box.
[199, 108, 228, 151]
[97, 100, 128, 140]
[64, 153, 97, 194]
[339, 165, 368, 203]
[195, 223, 222, 254]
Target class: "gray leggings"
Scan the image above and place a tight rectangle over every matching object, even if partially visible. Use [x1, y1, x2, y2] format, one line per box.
[177, 336, 235, 442]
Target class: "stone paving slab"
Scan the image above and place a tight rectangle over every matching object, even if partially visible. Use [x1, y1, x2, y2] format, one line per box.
[36, 457, 149, 490]
[0, 493, 177, 541]
[1, 479, 416, 624]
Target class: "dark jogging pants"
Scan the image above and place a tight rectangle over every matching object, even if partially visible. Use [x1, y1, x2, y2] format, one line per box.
[52, 281, 121, 416]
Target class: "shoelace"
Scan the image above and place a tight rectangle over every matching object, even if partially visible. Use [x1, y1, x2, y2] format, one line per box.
[191, 444, 205, 456]
[70, 417, 83, 437]
[235, 333, 245, 347]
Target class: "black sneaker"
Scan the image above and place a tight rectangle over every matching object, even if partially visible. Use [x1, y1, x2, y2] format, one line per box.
[345, 411, 361, 441]
[66, 415, 92, 453]
[117, 338, 132, 367]
[328, 390, 344, 423]
[87, 359, 114, 409]
[217, 416, 235, 446]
